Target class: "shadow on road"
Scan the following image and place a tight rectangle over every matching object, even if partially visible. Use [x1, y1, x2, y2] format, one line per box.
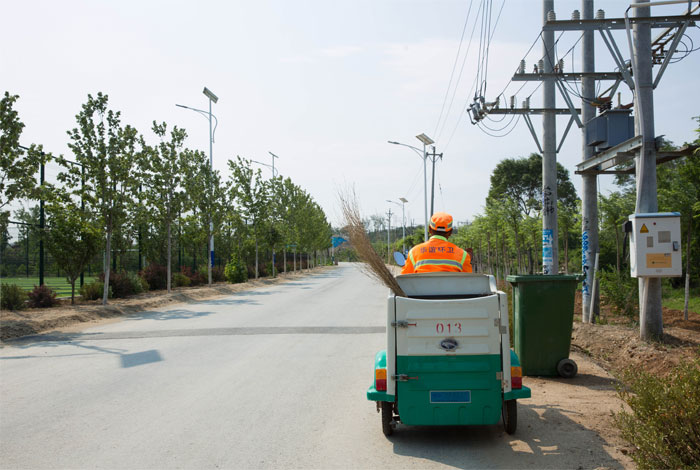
[388, 402, 624, 469]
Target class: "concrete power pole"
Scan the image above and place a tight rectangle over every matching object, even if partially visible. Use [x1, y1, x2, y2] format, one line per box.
[581, 0, 599, 322]
[632, 0, 662, 340]
[542, 0, 559, 275]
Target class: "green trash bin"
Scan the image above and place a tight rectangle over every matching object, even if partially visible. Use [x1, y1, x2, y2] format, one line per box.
[506, 274, 583, 378]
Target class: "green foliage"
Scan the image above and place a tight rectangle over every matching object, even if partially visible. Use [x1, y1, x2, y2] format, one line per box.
[1, 283, 27, 310]
[80, 281, 112, 301]
[599, 269, 639, 319]
[0, 92, 43, 219]
[225, 256, 248, 284]
[63, 92, 139, 304]
[27, 285, 58, 308]
[45, 199, 103, 304]
[173, 272, 191, 287]
[101, 271, 144, 298]
[615, 360, 700, 469]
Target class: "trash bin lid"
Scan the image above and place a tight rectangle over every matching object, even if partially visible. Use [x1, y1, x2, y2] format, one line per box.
[506, 274, 584, 283]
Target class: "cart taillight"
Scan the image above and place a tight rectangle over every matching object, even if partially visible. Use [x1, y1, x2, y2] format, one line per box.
[511, 366, 522, 389]
[375, 368, 387, 391]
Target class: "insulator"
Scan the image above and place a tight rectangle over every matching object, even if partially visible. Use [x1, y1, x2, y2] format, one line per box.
[538, 59, 544, 72]
[571, 9, 581, 20]
[547, 10, 556, 22]
[558, 59, 565, 72]
[596, 9, 605, 20]
[518, 60, 526, 74]
[522, 97, 530, 109]
[510, 96, 515, 109]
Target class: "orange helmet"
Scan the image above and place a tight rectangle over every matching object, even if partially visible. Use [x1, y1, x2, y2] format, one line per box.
[430, 212, 453, 232]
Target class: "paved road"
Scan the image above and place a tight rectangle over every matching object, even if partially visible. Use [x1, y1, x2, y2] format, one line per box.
[0, 263, 628, 469]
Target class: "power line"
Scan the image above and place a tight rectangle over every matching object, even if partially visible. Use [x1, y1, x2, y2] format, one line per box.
[433, 0, 476, 137]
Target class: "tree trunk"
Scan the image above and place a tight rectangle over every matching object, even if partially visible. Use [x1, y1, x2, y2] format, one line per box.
[255, 236, 259, 279]
[103, 227, 111, 306]
[615, 225, 621, 275]
[283, 247, 287, 274]
[684, 217, 692, 321]
[71, 279, 76, 305]
[564, 231, 569, 274]
[167, 220, 172, 293]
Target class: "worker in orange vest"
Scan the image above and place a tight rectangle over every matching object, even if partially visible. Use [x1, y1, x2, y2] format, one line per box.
[400, 212, 473, 274]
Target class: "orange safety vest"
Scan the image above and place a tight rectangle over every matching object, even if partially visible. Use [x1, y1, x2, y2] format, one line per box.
[400, 235, 472, 274]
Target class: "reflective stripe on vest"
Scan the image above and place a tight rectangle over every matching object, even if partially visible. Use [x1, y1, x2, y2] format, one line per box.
[460, 250, 467, 266]
[414, 258, 464, 270]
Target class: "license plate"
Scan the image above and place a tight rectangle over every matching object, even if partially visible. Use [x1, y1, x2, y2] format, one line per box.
[430, 390, 471, 403]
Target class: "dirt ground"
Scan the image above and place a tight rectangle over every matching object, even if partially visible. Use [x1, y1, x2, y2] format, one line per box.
[2, 267, 699, 469]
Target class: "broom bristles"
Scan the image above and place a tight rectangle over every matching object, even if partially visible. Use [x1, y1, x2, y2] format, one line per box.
[339, 188, 406, 297]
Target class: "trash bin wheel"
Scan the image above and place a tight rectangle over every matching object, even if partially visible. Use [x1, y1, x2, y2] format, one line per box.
[502, 399, 517, 434]
[557, 358, 578, 378]
[381, 402, 394, 436]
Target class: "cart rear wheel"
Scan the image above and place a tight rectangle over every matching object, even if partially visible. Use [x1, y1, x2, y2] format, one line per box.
[503, 399, 517, 434]
[557, 358, 578, 378]
[381, 402, 394, 436]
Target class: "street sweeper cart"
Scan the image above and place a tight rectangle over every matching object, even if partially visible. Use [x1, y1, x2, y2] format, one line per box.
[367, 272, 531, 435]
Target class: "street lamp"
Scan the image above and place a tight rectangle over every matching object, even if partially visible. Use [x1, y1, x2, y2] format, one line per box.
[251, 152, 280, 178]
[388, 132, 434, 242]
[176, 86, 218, 285]
[387, 198, 408, 255]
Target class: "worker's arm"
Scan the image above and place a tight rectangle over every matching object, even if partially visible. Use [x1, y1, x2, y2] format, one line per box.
[400, 250, 415, 274]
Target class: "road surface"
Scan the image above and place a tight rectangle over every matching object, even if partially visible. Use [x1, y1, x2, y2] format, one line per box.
[0, 263, 630, 469]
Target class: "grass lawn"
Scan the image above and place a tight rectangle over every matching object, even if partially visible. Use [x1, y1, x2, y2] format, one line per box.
[1, 276, 96, 298]
[662, 284, 700, 314]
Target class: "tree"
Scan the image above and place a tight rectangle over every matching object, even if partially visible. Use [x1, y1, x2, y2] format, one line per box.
[0, 92, 41, 226]
[139, 122, 188, 292]
[228, 157, 268, 279]
[45, 200, 102, 304]
[62, 93, 139, 305]
[183, 149, 226, 283]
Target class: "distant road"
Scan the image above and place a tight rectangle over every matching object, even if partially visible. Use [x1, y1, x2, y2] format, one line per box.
[0, 263, 630, 469]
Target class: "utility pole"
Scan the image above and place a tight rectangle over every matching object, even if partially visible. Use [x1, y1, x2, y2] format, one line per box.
[542, 0, 559, 275]
[427, 146, 443, 215]
[632, 0, 662, 340]
[386, 208, 393, 263]
[581, 0, 599, 322]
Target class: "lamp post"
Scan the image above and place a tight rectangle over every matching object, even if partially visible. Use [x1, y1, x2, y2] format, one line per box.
[251, 153, 282, 278]
[387, 198, 408, 255]
[176, 86, 218, 285]
[388, 132, 434, 242]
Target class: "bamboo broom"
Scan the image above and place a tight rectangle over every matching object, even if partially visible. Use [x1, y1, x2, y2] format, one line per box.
[339, 188, 405, 297]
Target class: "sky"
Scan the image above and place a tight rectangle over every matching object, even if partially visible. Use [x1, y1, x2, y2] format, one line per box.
[3, 0, 699, 233]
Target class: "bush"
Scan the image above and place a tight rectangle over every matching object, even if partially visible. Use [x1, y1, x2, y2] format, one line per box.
[80, 281, 112, 301]
[1, 283, 27, 310]
[615, 360, 700, 469]
[225, 257, 248, 284]
[599, 269, 639, 319]
[212, 266, 224, 283]
[101, 271, 143, 298]
[27, 285, 58, 308]
[179, 266, 199, 286]
[173, 272, 191, 287]
[142, 264, 167, 291]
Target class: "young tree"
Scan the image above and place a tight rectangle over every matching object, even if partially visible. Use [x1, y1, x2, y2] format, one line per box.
[63, 93, 139, 305]
[45, 200, 102, 304]
[184, 149, 226, 284]
[139, 122, 188, 292]
[228, 157, 268, 279]
[0, 92, 42, 225]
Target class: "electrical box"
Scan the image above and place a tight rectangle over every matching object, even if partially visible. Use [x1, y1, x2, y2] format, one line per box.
[629, 212, 682, 278]
[586, 109, 635, 150]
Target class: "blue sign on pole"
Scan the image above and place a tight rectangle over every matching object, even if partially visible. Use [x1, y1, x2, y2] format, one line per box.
[332, 236, 347, 248]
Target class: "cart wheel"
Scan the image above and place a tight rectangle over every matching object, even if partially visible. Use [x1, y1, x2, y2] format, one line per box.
[502, 399, 517, 435]
[557, 358, 578, 378]
[381, 402, 394, 436]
